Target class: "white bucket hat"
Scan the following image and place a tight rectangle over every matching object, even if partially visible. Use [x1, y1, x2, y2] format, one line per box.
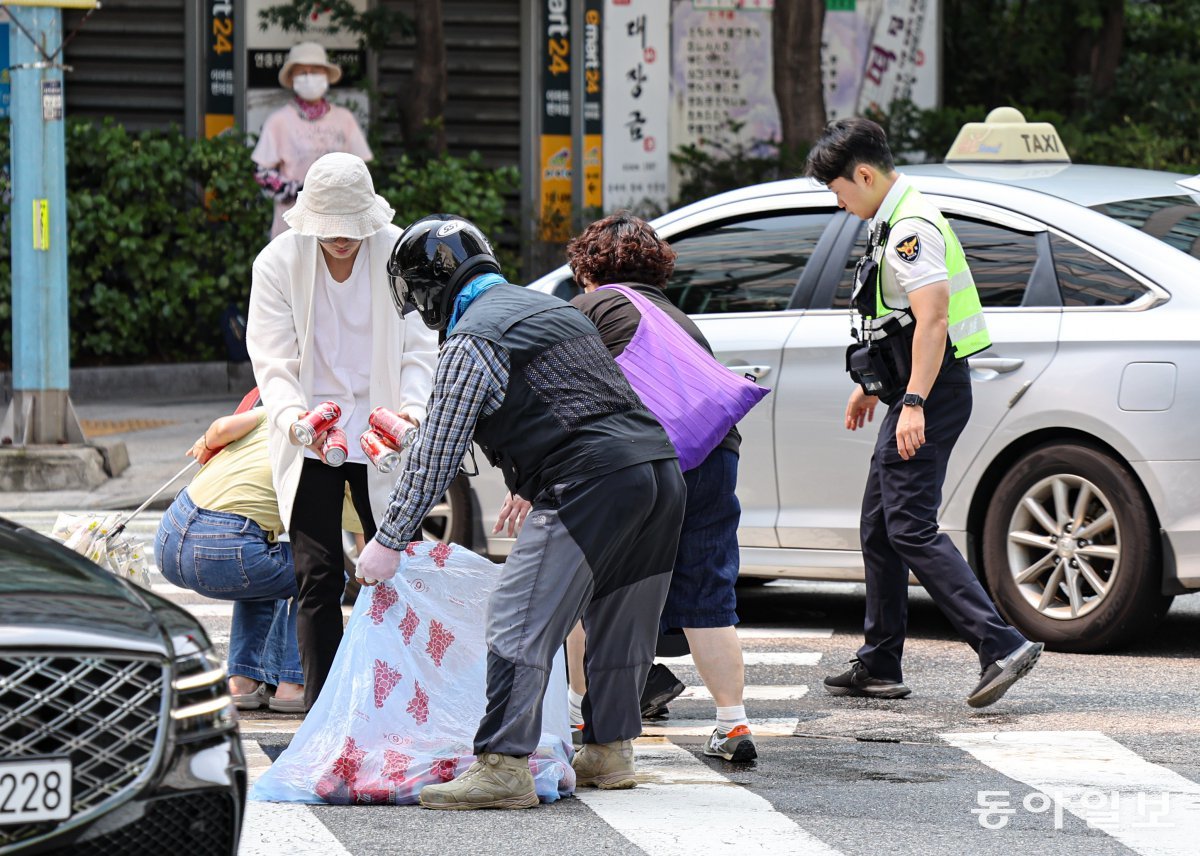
[278, 42, 343, 88]
[283, 153, 395, 240]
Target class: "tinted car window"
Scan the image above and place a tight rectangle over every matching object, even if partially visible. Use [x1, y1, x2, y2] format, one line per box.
[1050, 234, 1149, 307]
[666, 212, 832, 314]
[1091, 195, 1200, 261]
[833, 218, 1039, 308]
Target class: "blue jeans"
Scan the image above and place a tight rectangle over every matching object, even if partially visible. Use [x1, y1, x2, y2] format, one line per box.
[155, 488, 302, 685]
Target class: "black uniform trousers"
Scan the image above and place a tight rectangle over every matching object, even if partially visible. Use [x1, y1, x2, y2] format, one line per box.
[290, 457, 377, 709]
[857, 362, 1026, 683]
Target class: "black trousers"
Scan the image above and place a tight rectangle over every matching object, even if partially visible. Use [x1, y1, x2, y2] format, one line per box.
[857, 367, 1026, 683]
[290, 457, 376, 708]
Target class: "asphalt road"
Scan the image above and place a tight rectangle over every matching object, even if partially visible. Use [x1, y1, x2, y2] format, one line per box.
[11, 511, 1199, 855]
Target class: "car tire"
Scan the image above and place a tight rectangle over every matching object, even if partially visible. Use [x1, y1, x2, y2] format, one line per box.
[342, 475, 474, 605]
[981, 442, 1171, 653]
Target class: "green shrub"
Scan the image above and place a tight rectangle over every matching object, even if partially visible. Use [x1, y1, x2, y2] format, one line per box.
[0, 120, 518, 366]
[0, 118, 271, 366]
[670, 120, 808, 209]
[371, 151, 520, 275]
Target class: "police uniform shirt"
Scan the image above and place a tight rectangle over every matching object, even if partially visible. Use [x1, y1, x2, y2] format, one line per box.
[869, 175, 949, 314]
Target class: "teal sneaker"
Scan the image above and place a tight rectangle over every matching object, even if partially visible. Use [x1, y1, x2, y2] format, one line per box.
[703, 724, 757, 762]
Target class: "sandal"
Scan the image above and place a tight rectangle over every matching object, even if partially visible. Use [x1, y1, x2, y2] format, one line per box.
[231, 682, 269, 711]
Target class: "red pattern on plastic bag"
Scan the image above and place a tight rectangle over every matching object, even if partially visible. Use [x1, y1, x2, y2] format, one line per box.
[399, 605, 420, 645]
[406, 681, 429, 725]
[430, 758, 458, 782]
[404, 541, 420, 556]
[381, 750, 413, 783]
[332, 736, 366, 782]
[429, 541, 453, 568]
[373, 659, 403, 708]
[425, 619, 455, 667]
[368, 584, 398, 625]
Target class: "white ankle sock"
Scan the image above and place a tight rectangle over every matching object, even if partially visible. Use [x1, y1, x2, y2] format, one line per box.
[568, 689, 585, 726]
[715, 704, 748, 733]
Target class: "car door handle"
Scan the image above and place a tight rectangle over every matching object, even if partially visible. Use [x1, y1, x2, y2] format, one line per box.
[970, 357, 1024, 373]
[728, 365, 771, 380]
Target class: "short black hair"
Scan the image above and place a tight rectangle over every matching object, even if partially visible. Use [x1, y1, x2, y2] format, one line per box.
[804, 118, 895, 185]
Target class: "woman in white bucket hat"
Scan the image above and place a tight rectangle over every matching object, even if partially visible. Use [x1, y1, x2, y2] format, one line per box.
[252, 42, 372, 238]
[247, 153, 438, 710]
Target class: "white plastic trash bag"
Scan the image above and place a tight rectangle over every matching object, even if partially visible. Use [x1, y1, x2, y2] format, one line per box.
[51, 512, 152, 589]
[251, 541, 575, 805]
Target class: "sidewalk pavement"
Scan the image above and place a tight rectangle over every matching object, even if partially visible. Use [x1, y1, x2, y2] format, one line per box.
[0, 393, 243, 513]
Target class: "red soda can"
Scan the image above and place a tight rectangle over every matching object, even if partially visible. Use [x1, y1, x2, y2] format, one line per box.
[292, 401, 341, 446]
[322, 427, 349, 467]
[360, 429, 402, 473]
[369, 406, 419, 450]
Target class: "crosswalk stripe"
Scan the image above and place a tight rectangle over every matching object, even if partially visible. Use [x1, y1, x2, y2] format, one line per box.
[943, 731, 1200, 856]
[239, 740, 350, 856]
[736, 626, 833, 639]
[640, 718, 798, 737]
[576, 738, 842, 855]
[658, 652, 822, 667]
[679, 684, 809, 701]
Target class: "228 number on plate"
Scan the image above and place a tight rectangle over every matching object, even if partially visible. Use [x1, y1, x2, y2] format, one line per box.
[0, 759, 72, 825]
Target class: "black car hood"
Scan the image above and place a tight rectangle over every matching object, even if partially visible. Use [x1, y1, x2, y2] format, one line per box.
[0, 519, 182, 655]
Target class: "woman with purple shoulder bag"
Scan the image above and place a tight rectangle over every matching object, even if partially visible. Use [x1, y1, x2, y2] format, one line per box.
[531, 212, 765, 762]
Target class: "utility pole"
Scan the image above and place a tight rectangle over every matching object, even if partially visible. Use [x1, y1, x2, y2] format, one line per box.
[2, 1, 89, 445]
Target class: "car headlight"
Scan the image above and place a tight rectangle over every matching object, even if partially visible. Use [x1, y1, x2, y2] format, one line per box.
[170, 647, 236, 742]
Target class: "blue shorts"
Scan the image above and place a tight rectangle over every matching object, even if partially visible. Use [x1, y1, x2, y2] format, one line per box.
[660, 447, 741, 632]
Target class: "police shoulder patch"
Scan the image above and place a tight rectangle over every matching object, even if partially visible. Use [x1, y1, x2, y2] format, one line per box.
[894, 233, 921, 263]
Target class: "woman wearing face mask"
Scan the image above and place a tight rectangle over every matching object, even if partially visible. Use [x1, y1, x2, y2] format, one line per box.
[252, 42, 373, 239]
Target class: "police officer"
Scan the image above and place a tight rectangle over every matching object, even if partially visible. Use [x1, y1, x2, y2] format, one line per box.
[805, 118, 1043, 708]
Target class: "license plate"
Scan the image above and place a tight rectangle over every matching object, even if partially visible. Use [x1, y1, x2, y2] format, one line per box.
[0, 758, 72, 825]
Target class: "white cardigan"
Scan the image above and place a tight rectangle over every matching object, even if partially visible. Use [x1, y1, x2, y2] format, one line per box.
[246, 225, 438, 531]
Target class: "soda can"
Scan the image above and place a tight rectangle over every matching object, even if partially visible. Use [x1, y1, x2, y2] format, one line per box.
[292, 401, 341, 446]
[369, 406, 419, 451]
[360, 428, 402, 473]
[322, 427, 349, 467]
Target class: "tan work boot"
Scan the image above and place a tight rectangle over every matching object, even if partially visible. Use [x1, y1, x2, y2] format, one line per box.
[418, 753, 538, 811]
[572, 739, 637, 789]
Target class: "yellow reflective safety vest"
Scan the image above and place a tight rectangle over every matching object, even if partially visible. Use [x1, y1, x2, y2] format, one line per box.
[873, 186, 991, 359]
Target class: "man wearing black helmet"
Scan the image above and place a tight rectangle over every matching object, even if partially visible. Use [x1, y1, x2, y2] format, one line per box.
[354, 214, 686, 811]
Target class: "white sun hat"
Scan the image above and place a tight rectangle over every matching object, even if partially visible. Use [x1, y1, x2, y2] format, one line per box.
[278, 41, 343, 88]
[283, 153, 395, 240]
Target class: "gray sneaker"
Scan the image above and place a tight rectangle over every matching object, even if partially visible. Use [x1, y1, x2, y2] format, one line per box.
[967, 641, 1044, 708]
[703, 725, 757, 762]
[572, 739, 637, 789]
[418, 753, 538, 811]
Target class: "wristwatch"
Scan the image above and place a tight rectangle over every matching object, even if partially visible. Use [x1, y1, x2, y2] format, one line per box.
[902, 392, 926, 408]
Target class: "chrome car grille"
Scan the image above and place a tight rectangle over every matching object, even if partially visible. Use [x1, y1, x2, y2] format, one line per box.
[0, 653, 167, 848]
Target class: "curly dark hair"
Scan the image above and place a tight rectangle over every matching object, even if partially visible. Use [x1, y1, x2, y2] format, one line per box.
[566, 211, 677, 289]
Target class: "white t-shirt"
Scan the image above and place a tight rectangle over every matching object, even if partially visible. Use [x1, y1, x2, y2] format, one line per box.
[869, 176, 950, 313]
[306, 248, 373, 464]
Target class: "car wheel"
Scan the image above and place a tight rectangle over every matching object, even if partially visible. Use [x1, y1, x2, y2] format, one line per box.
[981, 443, 1171, 653]
[342, 476, 474, 603]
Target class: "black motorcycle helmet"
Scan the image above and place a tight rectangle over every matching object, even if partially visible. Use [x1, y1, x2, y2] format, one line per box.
[387, 214, 502, 330]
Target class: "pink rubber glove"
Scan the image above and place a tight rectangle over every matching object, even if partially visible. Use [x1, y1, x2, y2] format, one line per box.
[355, 538, 405, 585]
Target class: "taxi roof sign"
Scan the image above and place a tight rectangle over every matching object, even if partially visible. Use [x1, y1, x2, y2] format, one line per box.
[945, 107, 1071, 164]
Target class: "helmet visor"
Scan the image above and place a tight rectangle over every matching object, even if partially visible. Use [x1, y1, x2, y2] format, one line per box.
[387, 273, 418, 317]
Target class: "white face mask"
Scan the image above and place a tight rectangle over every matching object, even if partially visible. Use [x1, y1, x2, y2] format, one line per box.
[292, 72, 329, 102]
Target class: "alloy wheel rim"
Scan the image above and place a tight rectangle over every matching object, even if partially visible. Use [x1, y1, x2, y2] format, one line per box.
[1005, 473, 1120, 620]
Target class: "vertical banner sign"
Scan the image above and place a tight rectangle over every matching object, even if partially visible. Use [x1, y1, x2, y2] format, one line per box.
[669, 1, 778, 165]
[245, 0, 369, 139]
[540, 0, 572, 241]
[603, 1, 670, 214]
[205, 1, 235, 137]
[583, 0, 603, 211]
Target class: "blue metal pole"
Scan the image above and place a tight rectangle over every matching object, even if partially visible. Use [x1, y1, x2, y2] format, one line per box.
[8, 8, 72, 442]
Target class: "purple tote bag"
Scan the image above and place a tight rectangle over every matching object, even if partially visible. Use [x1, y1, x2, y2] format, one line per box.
[599, 284, 770, 472]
